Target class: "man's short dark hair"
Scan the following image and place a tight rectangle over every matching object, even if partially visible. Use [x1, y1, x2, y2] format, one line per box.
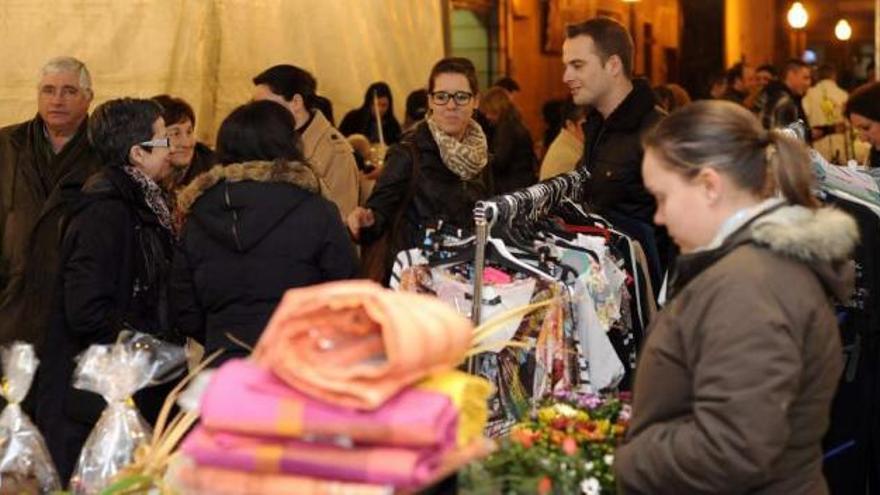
[215, 100, 305, 165]
[252, 64, 318, 109]
[782, 59, 810, 78]
[493, 76, 520, 93]
[428, 57, 479, 94]
[845, 82, 880, 121]
[725, 63, 746, 86]
[405, 89, 428, 121]
[817, 64, 837, 81]
[565, 17, 634, 77]
[88, 98, 162, 167]
[151, 94, 196, 127]
[756, 64, 778, 77]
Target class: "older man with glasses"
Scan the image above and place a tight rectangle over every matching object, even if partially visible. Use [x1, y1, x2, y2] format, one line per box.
[0, 56, 102, 347]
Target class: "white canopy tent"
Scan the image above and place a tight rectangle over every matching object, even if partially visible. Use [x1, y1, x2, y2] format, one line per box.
[0, 0, 445, 143]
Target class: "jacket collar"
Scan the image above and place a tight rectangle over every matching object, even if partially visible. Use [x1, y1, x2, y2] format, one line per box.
[586, 78, 661, 133]
[80, 167, 160, 226]
[813, 79, 840, 92]
[297, 110, 317, 133]
[669, 203, 859, 301]
[767, 80, 800, 103]
[175, 160, 321, 218]
[401, 120, 441, 154]
[300, 110, 330, 145]
[17, 114, 90, 152]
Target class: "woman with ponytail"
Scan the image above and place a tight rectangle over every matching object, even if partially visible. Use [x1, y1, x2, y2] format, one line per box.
[615, 100, 857, 494]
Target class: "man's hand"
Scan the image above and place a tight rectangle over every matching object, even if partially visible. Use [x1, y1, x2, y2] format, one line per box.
[347, 207, 375, 240]
[363, 163, 383, 181]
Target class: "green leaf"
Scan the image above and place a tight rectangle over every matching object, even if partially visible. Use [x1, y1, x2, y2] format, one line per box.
[98, 474, 154, 495]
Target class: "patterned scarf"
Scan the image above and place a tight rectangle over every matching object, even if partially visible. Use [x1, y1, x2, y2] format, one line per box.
[426, 117, 489, 181]
[123, 166, 174, 234]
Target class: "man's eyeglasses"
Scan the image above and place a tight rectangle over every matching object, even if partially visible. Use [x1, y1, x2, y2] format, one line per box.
[430, 91, 474, 106]
[138, 138, 171, 149]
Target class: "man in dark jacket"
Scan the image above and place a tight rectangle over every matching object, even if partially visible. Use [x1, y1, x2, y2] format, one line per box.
[0, 56, 101, 346]
[722, 62, 759, 109]
[759, 59, 813, 135]
[562, 18, 669, 289]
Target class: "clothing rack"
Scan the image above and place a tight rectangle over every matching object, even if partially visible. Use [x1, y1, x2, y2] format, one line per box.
[470, 168, 591, 327]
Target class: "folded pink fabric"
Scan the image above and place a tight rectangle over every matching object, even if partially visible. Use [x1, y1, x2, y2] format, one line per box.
[169, 455, 392, 495]
[200, 359, 457, 449]
[181, 426, 446, 489]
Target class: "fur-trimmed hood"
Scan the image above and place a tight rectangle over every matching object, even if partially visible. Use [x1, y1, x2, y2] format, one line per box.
[175, 160, 323, 252]
[176, 160, 321, 217]
[672, 204, 859, 302]
[751, 205, 858, 302]
[750, 205, 859, 264]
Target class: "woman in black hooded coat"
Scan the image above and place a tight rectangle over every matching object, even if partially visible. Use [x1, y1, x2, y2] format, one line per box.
[170, 100, 358, 366]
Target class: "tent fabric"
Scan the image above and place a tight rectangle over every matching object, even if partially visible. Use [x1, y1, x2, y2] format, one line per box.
[0, 0, 444, 144]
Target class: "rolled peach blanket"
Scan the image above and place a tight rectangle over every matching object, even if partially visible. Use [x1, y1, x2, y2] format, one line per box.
[252, 281, 473, 410]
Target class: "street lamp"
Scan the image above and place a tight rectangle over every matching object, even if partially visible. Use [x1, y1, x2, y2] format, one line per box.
[835, 19, 852, 41]
[787, 2, 809, 29]
[786, 2, 809, 58]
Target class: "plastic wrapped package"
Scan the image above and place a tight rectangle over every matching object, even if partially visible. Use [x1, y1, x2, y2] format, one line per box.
[0, 343, 60, 494]
[69, 332, 185, 495]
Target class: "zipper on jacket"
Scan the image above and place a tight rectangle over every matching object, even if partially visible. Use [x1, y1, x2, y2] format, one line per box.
[224, 183, 243, 251]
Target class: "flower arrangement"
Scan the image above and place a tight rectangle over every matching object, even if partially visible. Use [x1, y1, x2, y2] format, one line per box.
[461, 390, 631, 495]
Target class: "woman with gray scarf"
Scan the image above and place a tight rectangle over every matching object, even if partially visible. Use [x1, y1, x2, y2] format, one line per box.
[347, 57, 493, 283]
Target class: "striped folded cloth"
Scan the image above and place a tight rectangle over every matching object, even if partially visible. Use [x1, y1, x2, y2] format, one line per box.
[181, 427, 495, 491]
[200, 359, 470, 448]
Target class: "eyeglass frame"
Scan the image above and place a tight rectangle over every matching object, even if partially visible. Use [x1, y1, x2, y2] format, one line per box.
[429, 91, 475, 106]
[138, 137, 171, 149]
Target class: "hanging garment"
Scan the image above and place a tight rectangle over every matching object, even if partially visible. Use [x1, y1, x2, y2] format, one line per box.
[821, 193, 880, 495]
[572, 276, 624, 391]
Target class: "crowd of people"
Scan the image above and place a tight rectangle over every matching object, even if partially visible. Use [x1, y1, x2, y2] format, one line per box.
[0, 13, 874, 493]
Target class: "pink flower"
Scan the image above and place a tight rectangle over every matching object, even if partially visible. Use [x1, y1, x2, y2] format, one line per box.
[538, 476, 553, 495]
[562, 436, 578, 456]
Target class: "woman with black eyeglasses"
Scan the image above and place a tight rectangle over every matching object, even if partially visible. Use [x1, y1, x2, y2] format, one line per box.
[347, 57, 493, 283]
[35, 98, 177, 484]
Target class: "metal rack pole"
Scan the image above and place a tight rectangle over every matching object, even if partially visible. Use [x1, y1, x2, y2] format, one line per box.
[471, 204, 489, 326]
[468, 202, 493, 374]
